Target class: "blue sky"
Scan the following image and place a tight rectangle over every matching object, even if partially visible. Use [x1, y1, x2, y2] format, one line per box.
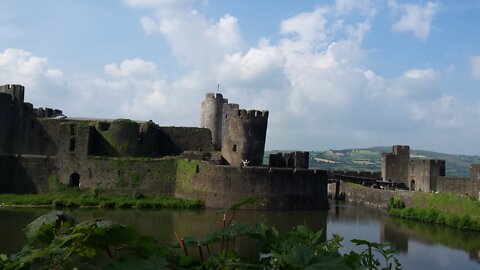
[1, 0, 480, 154]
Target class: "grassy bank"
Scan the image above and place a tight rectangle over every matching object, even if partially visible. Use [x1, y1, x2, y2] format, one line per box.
[388, 193, 480, 231]
[0, 190, 204, 209]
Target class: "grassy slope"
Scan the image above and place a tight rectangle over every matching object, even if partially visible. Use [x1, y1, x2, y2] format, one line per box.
[265, 147, 480, 177]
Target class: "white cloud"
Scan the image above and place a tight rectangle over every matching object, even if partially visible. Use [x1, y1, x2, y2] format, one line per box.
[390, 1, 438, 40]
[104, 58, 158, 78]
[0, 48, 65, 107]
[130, 2, 245, 68]
[471, 55, 480, 78]
[280, 8, 329, 48]
[404, 68, 436, 79]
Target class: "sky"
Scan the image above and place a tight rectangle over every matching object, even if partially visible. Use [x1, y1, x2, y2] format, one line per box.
[1, 0, 480, 154]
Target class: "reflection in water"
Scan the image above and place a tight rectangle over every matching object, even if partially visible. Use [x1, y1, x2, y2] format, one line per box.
[0, 202, 479, 269]
[383, 216, 480, 263]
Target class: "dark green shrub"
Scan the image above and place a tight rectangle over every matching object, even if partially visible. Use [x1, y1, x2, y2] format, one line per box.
[132, 190, 144, 199]
[52, 200, 66, 208]
[136, 202, 153, 209]
[458, 214, 473, 230]
[66, 201, 80, 208]
[100, 201, 116, 209]
[117, 202, 134, 209]
[90, 186, 99, 199]
[446, 214, 460, 228]
[388, 196, 406, 212]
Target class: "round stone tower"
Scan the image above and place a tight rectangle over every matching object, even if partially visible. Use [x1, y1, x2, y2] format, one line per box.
[201, 93, 227, 150]
[221, 109, 269, 166]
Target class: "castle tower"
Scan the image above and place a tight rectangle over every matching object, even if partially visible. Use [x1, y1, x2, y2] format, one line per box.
[381, 145, 410, 183]
[221, 109, 268, 166]
[0, 84, 24, 106]
[201, 93, 227, 150]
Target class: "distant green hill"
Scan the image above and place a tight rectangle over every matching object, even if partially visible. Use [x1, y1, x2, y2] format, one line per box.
[264, 147, 480, 177]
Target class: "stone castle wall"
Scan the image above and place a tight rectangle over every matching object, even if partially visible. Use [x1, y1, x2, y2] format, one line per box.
[176, 164, 328, 209]
[0, 154, 56, 194]
[0, 152, 328, 209]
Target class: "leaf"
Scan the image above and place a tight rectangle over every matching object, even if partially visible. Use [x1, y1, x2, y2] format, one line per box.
[179, 255, 196, 267]
[25, 210, 77, 246]
[103, 253, 169, 270]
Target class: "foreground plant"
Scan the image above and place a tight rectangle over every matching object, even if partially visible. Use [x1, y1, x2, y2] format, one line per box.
[1, 202, 402, 269]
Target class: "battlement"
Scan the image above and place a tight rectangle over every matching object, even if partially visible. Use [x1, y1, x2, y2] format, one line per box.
[204, 92, 226, 100]
[33, 107, 63, 118]
[0, 84, 24, 105]
[392, 145, 410, 155]
[223, 103, 239, 111]
[234, 109, 269, 119]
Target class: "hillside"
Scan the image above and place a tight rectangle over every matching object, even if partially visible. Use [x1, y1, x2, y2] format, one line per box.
[265, 147, 480, 177]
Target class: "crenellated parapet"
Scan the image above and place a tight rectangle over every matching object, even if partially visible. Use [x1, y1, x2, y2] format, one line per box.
[0, 84, 24, 106]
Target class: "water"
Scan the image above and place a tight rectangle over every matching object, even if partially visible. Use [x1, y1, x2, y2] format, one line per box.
[1, 201, 479, 269]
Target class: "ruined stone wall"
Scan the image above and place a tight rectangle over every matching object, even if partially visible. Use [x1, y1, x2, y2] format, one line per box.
[0, 154, 56, 194]
[55, 156, 180, 196]
[158, 127, 213, 155]
[269, 151, 309, 169]
[13, 118, 61, 156]
[221, 110, 268, 166]
[408, 159, 445, 192]
[330, 170, 381, 178]
[409, 160, 431, 192]
[436, 176, 474, 198]
[88, 120, 213, 157]
[328, 182, 415, 210]
[176, 164, 328, 209]
[381, 145, 410, 184]
[0, 93, 16, 153]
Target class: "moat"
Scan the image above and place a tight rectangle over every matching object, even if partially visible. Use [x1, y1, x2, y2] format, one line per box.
[1, 201, 479, 270]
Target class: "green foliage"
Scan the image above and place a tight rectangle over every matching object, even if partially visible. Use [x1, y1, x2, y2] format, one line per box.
[387, 197, 405, 211]
[389, 207, 480, 231]
[48, 174, 67, 193]
[175, 159, 199, 191]
[389, 192, 480, 231]
[132, 190, 144, 199]
[347, 239, 402, 270]
[91, 186, 100, 199]
[2, 211, 167, 270]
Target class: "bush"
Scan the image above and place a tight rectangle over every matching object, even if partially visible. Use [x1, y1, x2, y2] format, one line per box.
[66, 201, 80, 208]
[100, 201, 116, 209]
[388, 196, 405, 211]
[132, 191, 144, 199]
[136, 202, 153, 209]
[90, 186, 99, 199]
[117, 202, 134, 209]
[52, 200, 66, 208]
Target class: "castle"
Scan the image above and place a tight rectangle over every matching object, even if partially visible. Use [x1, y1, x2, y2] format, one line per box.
[0, 84, 328, 209]
[382, 145, 480, 199]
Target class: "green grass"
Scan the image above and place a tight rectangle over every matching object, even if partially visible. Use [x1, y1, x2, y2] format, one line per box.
[388, 193, 480, 231]
[411, 192, 480, 219]
[0, 189, 204, 210]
